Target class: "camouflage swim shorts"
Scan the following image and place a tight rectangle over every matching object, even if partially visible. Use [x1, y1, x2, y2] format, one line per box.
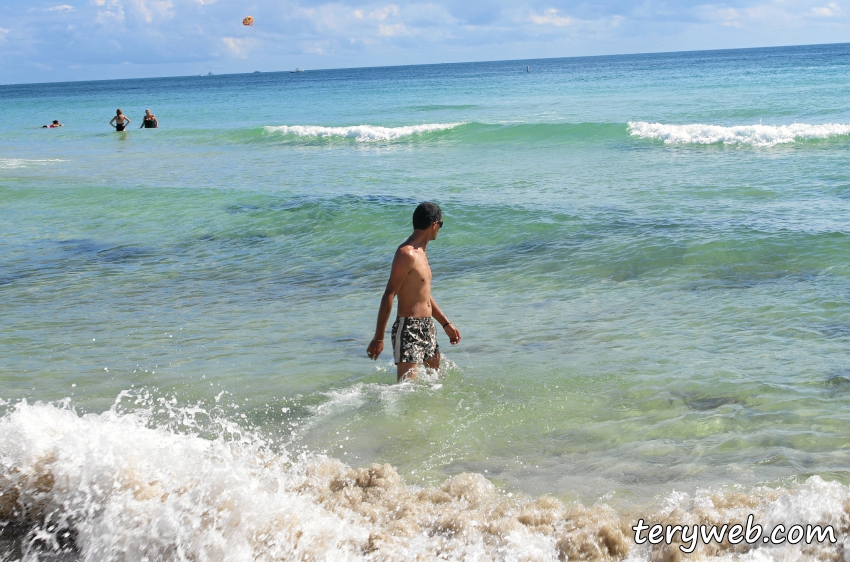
[391, 316, 440, 364]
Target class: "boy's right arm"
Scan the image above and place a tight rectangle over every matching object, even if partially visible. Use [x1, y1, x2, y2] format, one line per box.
[366, 247, 414, 360]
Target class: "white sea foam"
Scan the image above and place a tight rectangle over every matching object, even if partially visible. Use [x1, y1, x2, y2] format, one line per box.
[628, 122, 850, 146]
[300, 364, 448, 432]
[0, 159, 66, 169]
[1, 398, 848, 561]
[264, 123, 463, 141]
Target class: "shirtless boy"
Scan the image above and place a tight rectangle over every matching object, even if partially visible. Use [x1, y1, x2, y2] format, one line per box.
[366, 202, 461, 381]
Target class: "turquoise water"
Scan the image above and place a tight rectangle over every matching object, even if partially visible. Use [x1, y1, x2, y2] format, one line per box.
[2, 44, 850, 560]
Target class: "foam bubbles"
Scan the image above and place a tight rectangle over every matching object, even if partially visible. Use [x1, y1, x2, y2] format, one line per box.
[0, 159, 66, 169]
[0, 399, 630, 561]
[627, 122, 850, 146]
[2, 398, 849, 561]
[263, 123, 463, 142]
[631, 477, 850, 560]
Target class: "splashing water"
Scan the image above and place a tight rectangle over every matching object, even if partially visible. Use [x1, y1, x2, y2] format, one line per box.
[627, 121, 850, 146]
[263, 123, 464, 141]
[1, 397, 849, 561]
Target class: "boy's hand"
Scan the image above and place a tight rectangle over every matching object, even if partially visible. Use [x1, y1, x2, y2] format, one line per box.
[444, 324, 461, 345]
[367, 338, 384, 360]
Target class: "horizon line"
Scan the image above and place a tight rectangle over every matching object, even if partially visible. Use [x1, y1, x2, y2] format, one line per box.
[3, 40, 848, 88]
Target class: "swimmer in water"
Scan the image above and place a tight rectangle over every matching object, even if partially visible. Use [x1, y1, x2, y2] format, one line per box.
[42, 120, 62, 128]
[140, 109, 158, 129]
[366, 202, 461, 381]
[109, 109, 130, 131]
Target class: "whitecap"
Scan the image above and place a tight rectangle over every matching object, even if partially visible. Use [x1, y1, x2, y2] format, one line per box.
[263, 123, 464, 142]
[3, 397, 849, 560]
[0, 399, 629, 561]
[627, 121, 850, 146]
[0, 158, 66, 169]
[304, 363, 448, 426]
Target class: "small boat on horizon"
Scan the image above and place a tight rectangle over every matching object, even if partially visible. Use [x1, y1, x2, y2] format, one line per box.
[290, 68, 304, 73]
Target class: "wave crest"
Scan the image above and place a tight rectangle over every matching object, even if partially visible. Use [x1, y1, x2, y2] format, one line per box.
[628, 121, 850, 146]
[263, 123, 463, 142]
[0, 158, 66, 169]
[0, 399, 629, 561]
[2, 398, 849, 560]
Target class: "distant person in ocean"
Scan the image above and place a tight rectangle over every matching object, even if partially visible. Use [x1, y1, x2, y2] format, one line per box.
[140, 109, 158, 129]
[109, 109, 130, 131]
[366, 202, 461, 381]
[42, 120, 62, 128]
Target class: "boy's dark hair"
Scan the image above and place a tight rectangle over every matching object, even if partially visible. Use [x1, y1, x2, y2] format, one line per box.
[412, 202, 442, 230]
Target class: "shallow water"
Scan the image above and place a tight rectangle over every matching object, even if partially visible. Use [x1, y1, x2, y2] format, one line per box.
[2, 44, 850, 560]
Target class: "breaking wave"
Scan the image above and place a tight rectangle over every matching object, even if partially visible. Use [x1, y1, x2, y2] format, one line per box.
[0, 159, 66, 170]
[1, 397, 848, 561]
[628, 121, 850, 146]
[263, 123, 464, 142]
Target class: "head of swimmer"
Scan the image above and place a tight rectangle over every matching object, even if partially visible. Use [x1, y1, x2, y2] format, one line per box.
[412, 202, 442, 240]
[116, 109, 123, 116]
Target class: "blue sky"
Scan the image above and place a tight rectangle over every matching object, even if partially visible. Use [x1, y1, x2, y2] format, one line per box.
[1, 0, 848, 83]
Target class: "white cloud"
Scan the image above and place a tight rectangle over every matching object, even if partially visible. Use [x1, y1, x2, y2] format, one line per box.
[292, 5, 346, 30]
[297, 38, 333, 54]
[529, 8, 574, 26]
[352, 9, 364, 18]
[92, 0, 122, 24]
[221, 36, 249, 57]
[132, 0, 174, 23]
[713, 7, 743, 27]
[697, 1, 846, 28]
[96, 9, 125, 23]
[91, 0, 176, 25]
[369, 5, 399, 20]
[47, 4, 76, 11]
[810, 2, 841, 16]
[379, 22, 408, 35]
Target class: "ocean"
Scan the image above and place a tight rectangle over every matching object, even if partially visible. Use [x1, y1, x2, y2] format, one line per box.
[2, 43, 850, 560]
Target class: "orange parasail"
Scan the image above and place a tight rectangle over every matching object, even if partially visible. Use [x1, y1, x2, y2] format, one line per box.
[242, 16, 254, 26]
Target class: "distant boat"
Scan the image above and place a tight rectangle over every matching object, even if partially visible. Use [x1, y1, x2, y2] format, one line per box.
[290, 68, 304, 73]
[253, 71, 261, 73]
[208, 71, 213, 76]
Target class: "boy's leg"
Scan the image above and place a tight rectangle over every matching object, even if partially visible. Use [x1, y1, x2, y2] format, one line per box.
[424, 351, 441, 371]
[397, 362, 417, 382]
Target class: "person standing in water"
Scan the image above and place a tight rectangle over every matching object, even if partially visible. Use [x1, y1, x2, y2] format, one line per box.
[140, 109, 158, 128]
[366, 202, 461, 381]
[109, 109, 130, 131]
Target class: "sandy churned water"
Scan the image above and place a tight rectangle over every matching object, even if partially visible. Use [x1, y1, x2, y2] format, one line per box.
[2, 401, 849, 561]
